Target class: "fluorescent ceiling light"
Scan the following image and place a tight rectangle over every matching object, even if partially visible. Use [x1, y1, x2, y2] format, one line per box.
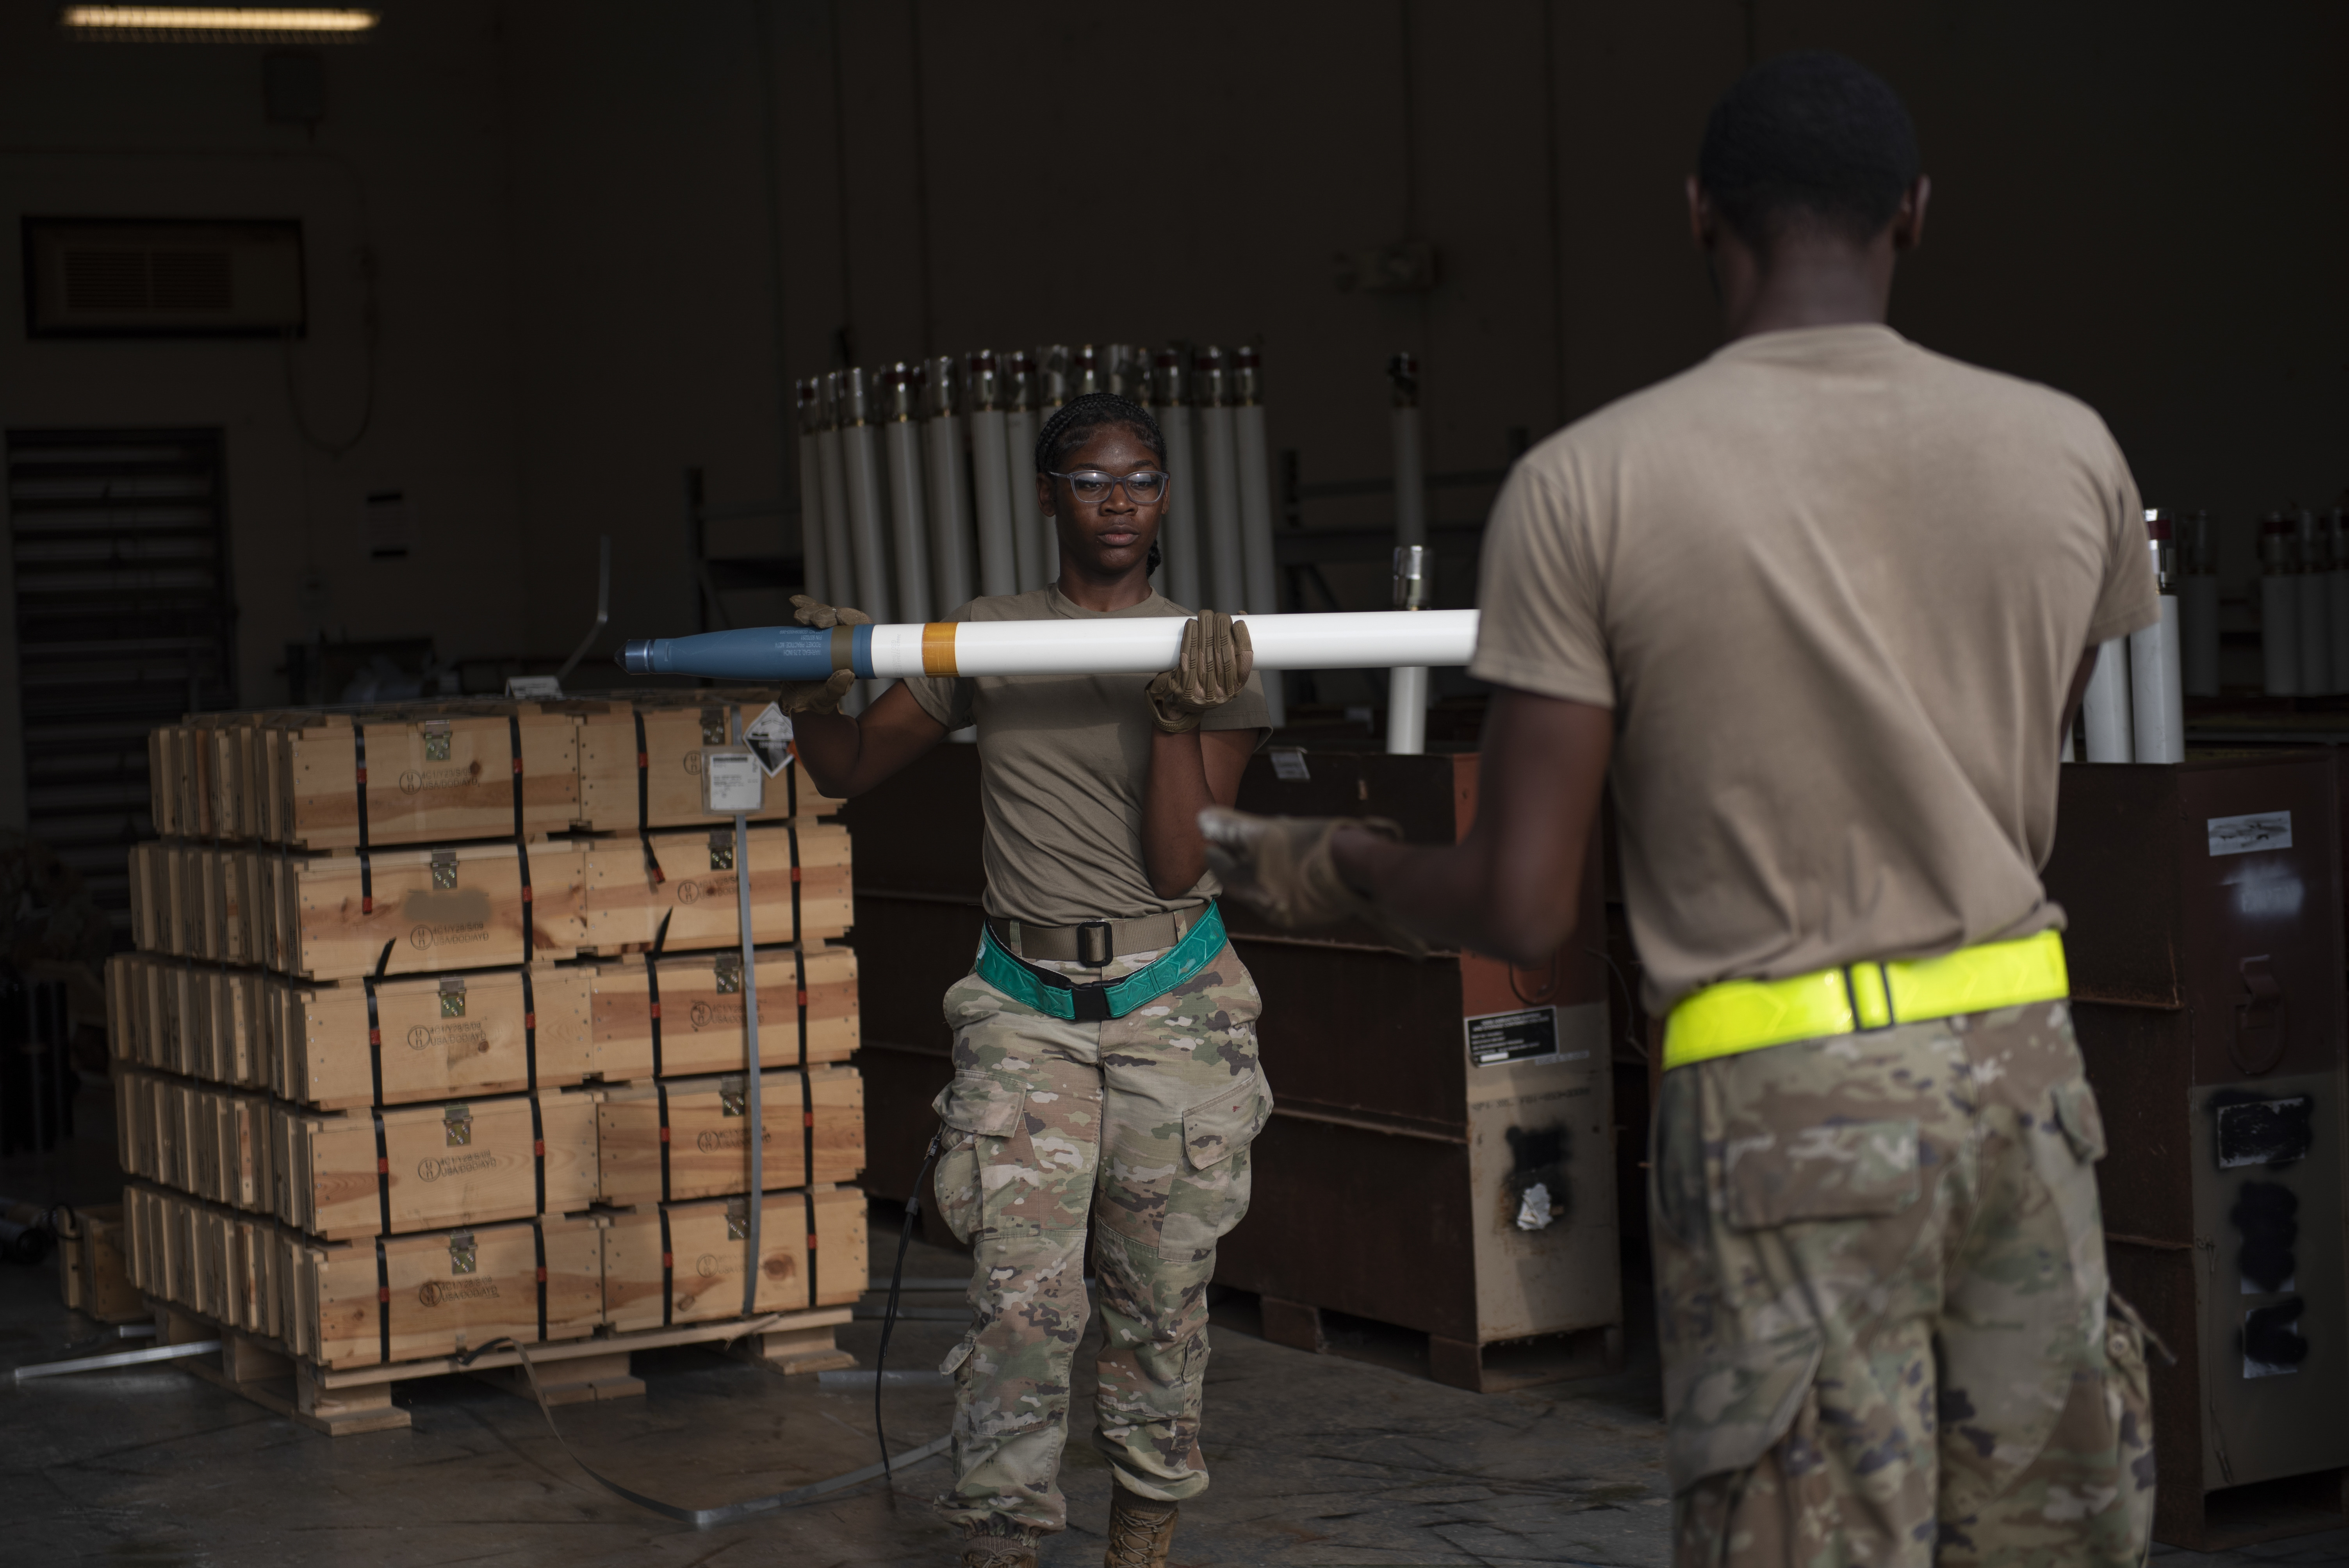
[61, 7, 379, 34]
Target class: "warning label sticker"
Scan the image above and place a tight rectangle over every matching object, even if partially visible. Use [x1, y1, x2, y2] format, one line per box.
[742, 702, 796, 777]
[1465, 1007, 1563, 1068]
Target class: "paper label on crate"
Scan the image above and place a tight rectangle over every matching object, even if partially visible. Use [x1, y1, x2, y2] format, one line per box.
[2208, 811, 2291, 856]
[1269, 748, 1310, 782]
[701, 750, 765, 814]
[742, 702, 795, 776]
[1465, 1006, 1563, 1067]
[503, 675, 563, 700]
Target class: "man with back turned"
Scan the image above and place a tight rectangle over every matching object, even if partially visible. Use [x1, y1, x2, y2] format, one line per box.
[1204, 52, 2160, 1566]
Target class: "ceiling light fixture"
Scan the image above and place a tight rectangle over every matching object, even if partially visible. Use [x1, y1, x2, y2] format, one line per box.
[61, 7, 380, 41]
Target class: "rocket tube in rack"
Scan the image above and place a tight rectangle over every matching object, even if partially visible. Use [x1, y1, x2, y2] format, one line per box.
[2080, 638, 2132, 763]
[1195, 347, 1247, 613]
[836, 369, 893, 623]
[966, 352, 1019, 597]
[881, 363, 934, 622]
[794, 378, 831, 608]
[1152, 347, 1203, 609]
[2128, 510, 2183, 765]
[2261, 513, 2299, 696]
[618, 608, 1481, 682]
[924, 355, 976, 612]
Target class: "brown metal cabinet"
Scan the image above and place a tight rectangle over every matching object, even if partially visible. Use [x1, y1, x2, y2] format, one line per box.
[2044, 753, 2349, 1549]
[1212, 749, 1622, 1392]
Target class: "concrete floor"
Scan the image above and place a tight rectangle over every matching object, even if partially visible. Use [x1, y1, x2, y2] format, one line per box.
[4, 1078, 2347, 1566]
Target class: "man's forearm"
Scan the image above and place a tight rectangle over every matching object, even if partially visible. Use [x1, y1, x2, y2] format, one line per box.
[1332, 829, 1579, 967]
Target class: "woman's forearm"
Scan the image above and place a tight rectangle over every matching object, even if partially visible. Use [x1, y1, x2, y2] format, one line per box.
[1142, 729, 1213, 898]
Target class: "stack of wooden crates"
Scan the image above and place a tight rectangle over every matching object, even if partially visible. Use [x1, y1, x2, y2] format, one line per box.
[105, 693, 869, 1433]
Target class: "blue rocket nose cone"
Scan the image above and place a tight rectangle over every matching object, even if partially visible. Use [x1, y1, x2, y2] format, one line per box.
[619, 639, 658, 674]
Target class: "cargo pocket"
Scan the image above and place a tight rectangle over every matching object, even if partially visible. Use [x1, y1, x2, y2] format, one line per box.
[1151, 1068, 1273, 1255]
[930, 1076, 1028, 1246]
[1181, 1067, 1272, 1171]
[1724, 1117, 1921, 1229]
[2052, 1078, 2108, 1164]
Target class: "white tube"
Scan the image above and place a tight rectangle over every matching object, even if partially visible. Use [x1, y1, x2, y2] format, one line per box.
[2297, 572, 2330, 695]
[2129, 598, 2184, 764]
[2183, 574, 2221, 697]
[1158, 397, 1202, 609]
[859, 608, 1480, 680]
[880, 365, 932, 624]
[1386, 665, 1428, 754]
[968, 396, 1017, 600]
[836, 370, 892, 624]
[2080, 637, 2132, 762]
[1005, 392, 1046, 588]
[2262, 574, 2299, 695]
[923, 357, 974, 614]
[1233, 349, 1279, 616]
[795, 419, 828, 609]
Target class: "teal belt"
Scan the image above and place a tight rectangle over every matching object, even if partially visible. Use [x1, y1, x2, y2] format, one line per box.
[976, 902, 1228, 1022]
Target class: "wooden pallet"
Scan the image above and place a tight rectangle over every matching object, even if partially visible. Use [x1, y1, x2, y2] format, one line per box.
[152, 1296, 855, 1436]
[1250, 1291, 1624, 1395]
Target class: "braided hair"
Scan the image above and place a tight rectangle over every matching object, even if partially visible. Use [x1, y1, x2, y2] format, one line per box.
[1035, 392, 1167, 575]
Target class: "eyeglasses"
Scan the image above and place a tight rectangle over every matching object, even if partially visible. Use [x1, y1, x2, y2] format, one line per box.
[1047, 469, 1169, 505]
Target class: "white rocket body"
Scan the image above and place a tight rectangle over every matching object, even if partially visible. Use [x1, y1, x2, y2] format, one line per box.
[924, 407, 974, 614]
[841, 419, 892, 624]
[2129, 599, 2184, 764]
[882, 416, 932, 624]
[1158, 399, 1203, 611]
[970, 406, 1017, 598]
[2081, 638, 2133, 762]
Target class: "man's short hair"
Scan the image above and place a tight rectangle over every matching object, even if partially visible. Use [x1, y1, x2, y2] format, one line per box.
[1697, 51, 1921, 252]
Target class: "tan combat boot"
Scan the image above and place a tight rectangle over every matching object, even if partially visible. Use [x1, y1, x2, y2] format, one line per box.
[960, 1522, 1038, 1568]
[1103, 1485, 1179, 1568]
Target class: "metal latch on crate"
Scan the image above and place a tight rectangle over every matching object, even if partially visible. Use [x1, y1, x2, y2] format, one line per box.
[701, 707, 728, 745]
[449, 1231, 477, 1274]
[719, 1077, 746, 1117]
[708, 830, 734, 871]
[714, 953, 742, 994]
[444, 1105, 472, 1146]
[424, 721, 451, 762]
[725, 1197, 749, 1241]
[431, 849, 459, 889]
[439, 977, 466, 1017]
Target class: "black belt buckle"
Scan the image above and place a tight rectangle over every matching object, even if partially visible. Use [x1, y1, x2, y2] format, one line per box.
[1069, 983, 1113, 1023]
[1076, 920, 1113, 968]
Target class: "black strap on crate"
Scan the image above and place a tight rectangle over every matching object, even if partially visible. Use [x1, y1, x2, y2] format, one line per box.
[793, 946, 809, 1069]
[533, 1219, 548, 1343]
[374, 1235, 391, 1365]
[633, 710, 663, 884]
[529, 1092, 546, 1216]
[658, 1206, 674, 1329]
[787, 822, 802, 943]
[371, 1109, 392, 1237]
[352, 722, 375, 914]
[508, 715, 535, 961]
[363, 939, 394, 1107]
[521, 964, 538, 1090]
[644, 911, 673, 1077]
[801, 1188, 818, 1316]
[656, 1080, 672, 1203]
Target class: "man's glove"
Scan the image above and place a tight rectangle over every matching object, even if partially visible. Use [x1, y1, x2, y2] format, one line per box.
[1198, 806, 1427, 958]
[780, 595, 873, 715]
[1147, 609, 1254, 734]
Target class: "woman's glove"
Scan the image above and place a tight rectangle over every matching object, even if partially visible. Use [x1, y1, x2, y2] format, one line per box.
[781, 595, 873, 715]
[1198, 806, 1427, 958]
[1146, 609, 1254, 734]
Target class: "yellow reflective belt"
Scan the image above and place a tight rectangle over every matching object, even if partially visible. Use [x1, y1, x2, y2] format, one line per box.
[1662, 929, 2069, 1072]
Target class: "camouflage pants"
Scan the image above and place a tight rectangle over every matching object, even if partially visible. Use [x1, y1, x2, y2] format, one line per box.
[930, 938, 1270, 1538]
[1652, 1001, 2155, 1568]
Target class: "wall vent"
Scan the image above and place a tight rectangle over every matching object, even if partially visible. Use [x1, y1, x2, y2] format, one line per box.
[23, 218, 304, 337]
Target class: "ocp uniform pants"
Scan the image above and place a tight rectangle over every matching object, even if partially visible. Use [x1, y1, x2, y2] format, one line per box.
[1651, 1000, 2156, 1568]
[929, 939, 1271, 1538]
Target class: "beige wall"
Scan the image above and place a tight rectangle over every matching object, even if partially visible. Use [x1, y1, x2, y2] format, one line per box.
[0, 1, 2339, 822]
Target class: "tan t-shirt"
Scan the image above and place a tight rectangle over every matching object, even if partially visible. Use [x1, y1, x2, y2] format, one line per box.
[902, 586, 1271, 927]
[1471, 324, 2158, 1010]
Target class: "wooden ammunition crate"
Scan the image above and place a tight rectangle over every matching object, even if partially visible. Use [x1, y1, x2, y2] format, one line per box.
[294, 1213, 606, 1369]
[116, 1070, 278, 1214]
[276, 838, 587, 980]
[588, 944, 859, 1078]
[269, 965, 599, 1110]
[597, 1067, 864, 1204]
[57, 1203, 145, 1323]
[575, 694, 846, 832]
[577, 822, 850, 954]
[274, 1090, 600, 1240]
[108, 955, 268, 1087]
[603, 1184, 864, 1330]
[124, 1182, 287, 1339]
[267, 709, 583, 850]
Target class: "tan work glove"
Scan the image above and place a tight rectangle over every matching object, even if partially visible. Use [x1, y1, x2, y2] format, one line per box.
[782, 595, 873, 715]
[1147, 609, 1254, 734]
[1198, 806, 1427, 957]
